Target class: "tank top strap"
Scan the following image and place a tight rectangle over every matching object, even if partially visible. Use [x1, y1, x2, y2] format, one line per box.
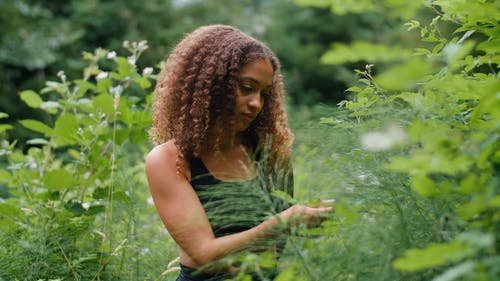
[189, 157, 220, 187]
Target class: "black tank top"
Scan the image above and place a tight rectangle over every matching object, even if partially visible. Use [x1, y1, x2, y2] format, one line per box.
[183, 154, 292, 280]
[189, 155, 292, 238]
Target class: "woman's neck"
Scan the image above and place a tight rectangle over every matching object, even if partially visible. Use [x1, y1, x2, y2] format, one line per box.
[206, 130, 245, 153]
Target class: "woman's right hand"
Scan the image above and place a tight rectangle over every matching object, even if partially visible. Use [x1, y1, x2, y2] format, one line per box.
[279, 204, 334, 228]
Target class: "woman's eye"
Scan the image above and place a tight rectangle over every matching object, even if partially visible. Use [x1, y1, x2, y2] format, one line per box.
[240, 85, 253, 94]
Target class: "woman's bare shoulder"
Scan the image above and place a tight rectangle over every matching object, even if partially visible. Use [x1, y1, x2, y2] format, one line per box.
[145, 140, 190, 180]
[147, 140, 177, 159]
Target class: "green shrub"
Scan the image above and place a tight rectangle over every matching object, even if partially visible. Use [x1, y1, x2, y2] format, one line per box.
[285, 0, 499, 280]
[0, 42, 177, 280]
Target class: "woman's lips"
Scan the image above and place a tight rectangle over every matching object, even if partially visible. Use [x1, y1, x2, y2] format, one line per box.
[241, 113, 255, 122]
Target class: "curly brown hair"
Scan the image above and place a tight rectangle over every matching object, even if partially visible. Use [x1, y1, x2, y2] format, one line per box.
[151, 24, 293, 165]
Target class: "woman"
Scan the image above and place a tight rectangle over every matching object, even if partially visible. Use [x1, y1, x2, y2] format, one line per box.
[146, 25, 332, 281]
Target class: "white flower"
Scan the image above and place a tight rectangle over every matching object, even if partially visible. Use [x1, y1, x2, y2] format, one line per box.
[40, 101, 61, 112]
[96, 71, 108, 81]
[137, 40, 148, 51]
[360, 124, 407, 152]
[127, 56, 136, 66]
[142, 67, 153, 76]
[140, 247, 151, 255]
[57, 70, 66, 81]
[147, 196, 154, 205]
[107, 51, 117, 59]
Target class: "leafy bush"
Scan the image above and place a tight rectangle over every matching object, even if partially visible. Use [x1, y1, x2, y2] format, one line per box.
[283, 0, 499, 280]
[1, 1, 498, 280]
[0, 42, 177, 280]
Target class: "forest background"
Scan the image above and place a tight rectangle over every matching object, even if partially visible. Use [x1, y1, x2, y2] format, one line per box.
[0, 0, 498, 281]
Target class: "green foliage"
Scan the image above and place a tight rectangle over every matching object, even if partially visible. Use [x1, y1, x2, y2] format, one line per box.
[0, 0, 184, 143]
[306, 0, 499, 280]
[274, 114, 450, 281]
[320, 41, 413, 65]
[0, 43, 176, 280]
[295, 0, 425, 20]
[1, 1, 498, 280]
[1, 0, 396, 142]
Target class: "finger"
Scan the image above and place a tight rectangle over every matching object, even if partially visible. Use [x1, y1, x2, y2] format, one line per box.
[322, 206, 334, 212]
[310, 206, 334, 213]
[321, 199, 336, 206]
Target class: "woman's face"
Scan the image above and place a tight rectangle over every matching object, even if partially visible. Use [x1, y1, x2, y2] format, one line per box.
[233, 58, 274, 132]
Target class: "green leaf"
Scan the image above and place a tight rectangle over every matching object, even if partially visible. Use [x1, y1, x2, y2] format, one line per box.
[115, 127, 131, 145]
[321, 41, 412, 65]
[404, 20, 420, 31]
[0, 124, 13, 133]
[74, 79, 96, 97]
[113, 191, 131, 203]
[133, 76, 152, 89]
[10, 152, 26, 162]
[274, 267, 296, 281]
[65, 200, 86, 216]
[393, 240, 473, 271]
[0, 201, 22, 220]
[86, 204, 105, 215]
[0, 201, 23, 231]
[476, 38, 500, 56]
[0, 112, 8, 119]
[53, 113, 79, 146]
[489, 196, 500, 207]
[117, 100, 133, 125]
[19, 119, 53, 135]
[42, 169, 74, 190]
[20, 90, 43, 108]
[272, 190, 293, 202]
[345, 86, 362, 93]
[130, 129, 149, 144]
[40, 101, 61, 114]
[386, 153, 470, 176]
[93, 93, 115, 116]
[457, 232, 494, 249]
[93, 187, 109, 199]
[411, 175, 437, 196]
[319, 117, 343, 125]
[375, 58, 431, 91]
[457, 198, 487, 219]
[433, 261, 476, 281]
[116, 57, 133, 77]
[42, 81, 68, 95]
[44, 191, 61, 201]
[414, 47, 431, 56]
[96, 77, 112, 93]
[0, 169, 12, 183]
[26, 138, 50, 145]
[76, 98, 94, 112]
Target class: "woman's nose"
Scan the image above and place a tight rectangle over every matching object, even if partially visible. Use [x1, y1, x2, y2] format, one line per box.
[248, 94, 262, 111]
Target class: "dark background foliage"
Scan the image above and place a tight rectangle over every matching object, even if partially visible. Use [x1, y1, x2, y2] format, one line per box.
[0, 0, 392, 142]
